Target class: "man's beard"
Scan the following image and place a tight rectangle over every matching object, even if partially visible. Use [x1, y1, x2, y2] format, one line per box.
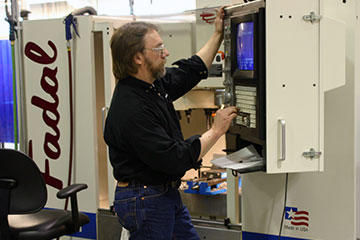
[145, 57, 166, 79]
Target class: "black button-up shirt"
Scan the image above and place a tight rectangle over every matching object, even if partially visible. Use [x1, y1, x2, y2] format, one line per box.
[104, 55, 208, 185]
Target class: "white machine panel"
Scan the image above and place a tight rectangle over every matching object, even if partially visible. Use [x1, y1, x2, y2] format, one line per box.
[242, 0, 353, 240]
[266, 0, 320, 173]
[266, 1, 345, 173]
[22, 18, 74, 209]
[158, 22, 194, 68]
[266, 0, 345, 173]
[20, 16, 132, 239]
[320, 17, 346, 93]
[223, 0, 345, 174]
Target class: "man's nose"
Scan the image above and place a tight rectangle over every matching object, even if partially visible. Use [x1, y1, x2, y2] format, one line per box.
[163, 48, 170, 57]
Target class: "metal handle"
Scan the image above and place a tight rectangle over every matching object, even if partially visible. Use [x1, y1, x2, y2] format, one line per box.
[101, 107, 109, 135]
[279, 119, 286, 161]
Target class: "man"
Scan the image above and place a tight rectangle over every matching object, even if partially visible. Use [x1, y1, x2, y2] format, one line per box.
[104, 7, 237, 240]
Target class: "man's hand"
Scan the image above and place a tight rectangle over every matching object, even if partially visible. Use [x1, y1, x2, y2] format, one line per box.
[196, 6, 226, 70]
[212, 106, 237, 136]
[214, 7, 225, 37]
[198, 106, 237, 161]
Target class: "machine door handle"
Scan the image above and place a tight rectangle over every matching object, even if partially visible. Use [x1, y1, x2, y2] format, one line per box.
[278, 119, 286, 161]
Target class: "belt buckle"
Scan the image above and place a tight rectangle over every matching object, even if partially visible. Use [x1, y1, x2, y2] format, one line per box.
[117, 182, 129, 187]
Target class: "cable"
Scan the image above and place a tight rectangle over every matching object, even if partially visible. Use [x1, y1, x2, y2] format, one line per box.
[64, 46, 74, 211]
[278, 173, 289, 240]
[63, 14, 79, 211]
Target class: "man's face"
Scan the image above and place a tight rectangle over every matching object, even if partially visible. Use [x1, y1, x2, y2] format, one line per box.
[143, 30, 169, 79]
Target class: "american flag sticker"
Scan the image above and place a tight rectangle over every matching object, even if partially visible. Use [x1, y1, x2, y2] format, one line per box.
[285, 207, 309, 227]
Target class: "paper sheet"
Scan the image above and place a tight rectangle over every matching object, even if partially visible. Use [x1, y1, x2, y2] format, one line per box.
[211, 145, 264, 171]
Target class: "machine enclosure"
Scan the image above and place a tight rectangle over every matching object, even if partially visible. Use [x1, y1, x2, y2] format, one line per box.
[224, 0, 345, 174]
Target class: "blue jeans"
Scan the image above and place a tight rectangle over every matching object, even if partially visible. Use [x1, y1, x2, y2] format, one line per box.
[113, 182, 199, 240]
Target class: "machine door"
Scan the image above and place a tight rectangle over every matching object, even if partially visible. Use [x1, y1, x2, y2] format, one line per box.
[266, 0, 321, 173]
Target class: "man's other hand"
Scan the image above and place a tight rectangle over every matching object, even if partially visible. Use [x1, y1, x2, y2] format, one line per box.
[212, 106, 237, 136]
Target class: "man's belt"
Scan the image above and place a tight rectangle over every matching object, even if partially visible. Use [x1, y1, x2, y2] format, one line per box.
[117, 179, 180, 189]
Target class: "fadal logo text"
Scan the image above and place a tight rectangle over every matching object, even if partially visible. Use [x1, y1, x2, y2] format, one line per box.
[284, 207, 309, 232]
[24, 40, 63, 190]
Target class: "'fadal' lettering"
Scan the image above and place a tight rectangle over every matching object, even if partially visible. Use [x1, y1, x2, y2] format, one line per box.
[25, 40, 63, 190]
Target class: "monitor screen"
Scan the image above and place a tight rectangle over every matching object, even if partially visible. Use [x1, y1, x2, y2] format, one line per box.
[236, 22, 254, 71]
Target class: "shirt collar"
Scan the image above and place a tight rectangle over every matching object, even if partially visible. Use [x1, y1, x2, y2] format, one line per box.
[120, 76, 167, 100]
[122, 75, 154, 90]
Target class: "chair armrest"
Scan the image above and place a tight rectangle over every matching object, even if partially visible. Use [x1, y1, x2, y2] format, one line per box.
[56, 183, 88, 232]
[56, 184, 87, 199]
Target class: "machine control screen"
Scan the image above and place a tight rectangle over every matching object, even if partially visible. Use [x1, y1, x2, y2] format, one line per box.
[236, 22, 254, 71]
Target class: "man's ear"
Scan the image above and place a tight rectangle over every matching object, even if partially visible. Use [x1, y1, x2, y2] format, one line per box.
[133, 52, 144, 65]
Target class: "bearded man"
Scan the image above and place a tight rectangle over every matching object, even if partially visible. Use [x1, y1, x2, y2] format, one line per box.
[104, 7, 237, 240]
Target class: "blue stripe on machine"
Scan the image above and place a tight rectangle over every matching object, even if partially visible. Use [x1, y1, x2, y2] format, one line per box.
[243, 231, 309, 240]
[71, 211, 96, 239]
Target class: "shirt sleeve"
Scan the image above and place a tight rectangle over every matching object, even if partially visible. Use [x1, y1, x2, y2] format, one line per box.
[123, 106, 202, 175]
[162, 55, 208, 101]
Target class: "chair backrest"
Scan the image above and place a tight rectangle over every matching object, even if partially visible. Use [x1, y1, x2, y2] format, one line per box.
[0, 149, 47, 214]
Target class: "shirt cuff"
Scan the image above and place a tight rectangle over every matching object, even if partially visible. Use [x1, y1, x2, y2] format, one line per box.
[172, 55, 209, 80]
[193, 55, 209, 79]
[185, 134, 202, 170]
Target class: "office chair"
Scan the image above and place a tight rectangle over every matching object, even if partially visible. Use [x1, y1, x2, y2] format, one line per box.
[0, 149, 90, 240]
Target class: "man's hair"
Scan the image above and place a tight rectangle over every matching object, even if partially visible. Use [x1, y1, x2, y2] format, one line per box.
[110, 21, 158, 81]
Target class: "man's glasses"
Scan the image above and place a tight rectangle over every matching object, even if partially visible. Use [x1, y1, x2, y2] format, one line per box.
[146, 44, 166, 56]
